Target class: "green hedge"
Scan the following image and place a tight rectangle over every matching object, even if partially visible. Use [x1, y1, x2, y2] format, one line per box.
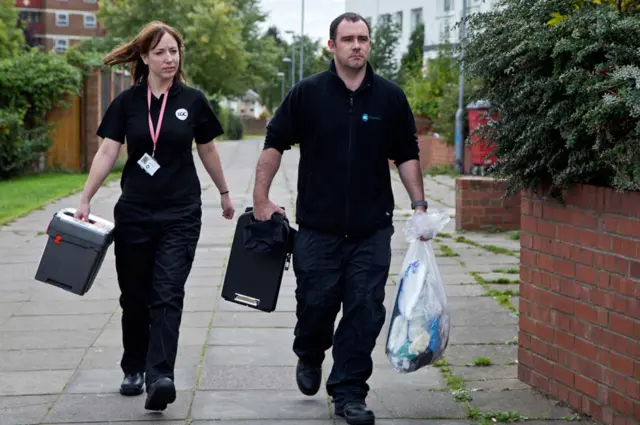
[0, 49, 83, 179]
[462, 0, 640, 197]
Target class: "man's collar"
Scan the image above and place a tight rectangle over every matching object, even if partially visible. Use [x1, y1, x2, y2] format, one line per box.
[328, 59, 374, 86]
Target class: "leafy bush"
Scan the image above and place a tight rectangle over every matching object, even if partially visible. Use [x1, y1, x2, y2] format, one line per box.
[462, 0, 640, 197]
[209, 103, 244, 141]
[404, 44, 462, 137]
[0, 49, 83, 178]
[0, 108, 50, 179]
[225, 111, 244, 140]
[0, 49, 82, 126]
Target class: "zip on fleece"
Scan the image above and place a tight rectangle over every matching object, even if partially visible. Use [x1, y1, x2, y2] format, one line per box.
[346, 94, 353, 238]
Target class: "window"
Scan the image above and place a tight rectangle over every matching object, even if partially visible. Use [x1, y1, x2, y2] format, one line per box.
[54, 38, 68, 53]
[440, 19, 451, 41]
[444, 0, 453, 13]
[84, 0, 97, 3]
[19, 11, 40, 23]
[394, 11, 403, 30]
[410, 8, 423, 32]
[84, 14, 96, 29]
[55, 12, 68, 27]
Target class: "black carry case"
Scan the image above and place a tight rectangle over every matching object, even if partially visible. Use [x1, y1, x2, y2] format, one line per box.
[34, 207, 115, 296]
[221, 207, 296, 312]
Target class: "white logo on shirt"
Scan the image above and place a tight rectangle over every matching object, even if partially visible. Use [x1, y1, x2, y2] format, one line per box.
[175, 108, 188, 120]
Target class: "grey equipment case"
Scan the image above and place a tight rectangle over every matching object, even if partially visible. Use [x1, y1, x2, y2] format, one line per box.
[35, 207, 115, 296]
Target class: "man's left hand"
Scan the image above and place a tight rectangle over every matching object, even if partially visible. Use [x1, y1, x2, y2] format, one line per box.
[413, 207, 431, 241]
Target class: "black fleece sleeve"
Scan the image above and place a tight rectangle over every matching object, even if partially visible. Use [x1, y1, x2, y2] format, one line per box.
[263, 84, 300, 153]
[389, 90, 420, 166]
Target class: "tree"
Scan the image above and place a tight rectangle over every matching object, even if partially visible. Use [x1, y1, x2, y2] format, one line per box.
[368, 15, 401, 80]
[397, 24, 424, 87]
[255, 34, 322, 111]
[0, 2, 25, 60]
[97, 0, 250, 97]
[311, 46, 333, 75]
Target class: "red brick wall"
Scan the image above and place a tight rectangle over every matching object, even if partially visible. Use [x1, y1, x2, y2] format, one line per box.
[519, 184, 640, 425]
[241, 117, 267, 136]
[389, 133, 473, 174]
[455, 176, 521, 231]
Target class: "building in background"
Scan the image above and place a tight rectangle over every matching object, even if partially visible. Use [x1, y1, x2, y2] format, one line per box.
[15, 0, 104, 53]
[221, 90, 267, 120]
[345, 0, 496, 62]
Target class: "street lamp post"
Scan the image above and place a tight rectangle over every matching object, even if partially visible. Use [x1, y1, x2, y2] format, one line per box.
[276, 72, 285, 103]
[285, 30, 295, 87]
[282, 57, 293, 90]
[454, 0, 468, 174]
[299, 0, 304, 82]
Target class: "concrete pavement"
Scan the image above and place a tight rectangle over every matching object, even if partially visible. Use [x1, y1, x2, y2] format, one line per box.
[0, 140, 590, 425]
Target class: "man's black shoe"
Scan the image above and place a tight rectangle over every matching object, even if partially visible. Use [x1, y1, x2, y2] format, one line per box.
[119, 372, 144, 396]
[144, 377, 176, 411]
[296, 360, 322, 396]
[335, 402, 375, 425]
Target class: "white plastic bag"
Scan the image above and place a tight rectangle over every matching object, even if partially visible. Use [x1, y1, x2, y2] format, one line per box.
[385, 209, 451, 373]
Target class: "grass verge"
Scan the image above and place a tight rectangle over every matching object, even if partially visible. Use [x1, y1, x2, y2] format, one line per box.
[0, 171, 121, 227]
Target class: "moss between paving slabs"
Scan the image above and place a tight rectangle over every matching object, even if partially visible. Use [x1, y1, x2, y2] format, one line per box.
[455, 236, 519, 257]
[491, 268, 519, 275]
[433, 358, 529, 424]
[471, 272, 519, 316]
[429, 241, 529, 423]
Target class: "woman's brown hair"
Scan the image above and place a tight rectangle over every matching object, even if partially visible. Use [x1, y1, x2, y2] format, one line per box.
[103, 21, 187, 85]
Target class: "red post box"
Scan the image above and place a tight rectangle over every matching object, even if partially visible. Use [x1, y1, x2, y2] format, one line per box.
[467, 101, 498, 176]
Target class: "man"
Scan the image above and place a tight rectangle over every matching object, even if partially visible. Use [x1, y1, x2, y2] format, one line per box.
[252, 12, 428, 425]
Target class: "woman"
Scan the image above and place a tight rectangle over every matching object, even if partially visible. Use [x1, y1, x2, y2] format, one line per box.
[75, 21, 234, 411]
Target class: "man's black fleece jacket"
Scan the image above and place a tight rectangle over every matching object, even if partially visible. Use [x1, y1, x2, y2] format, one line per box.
[264, 60, 420, 239]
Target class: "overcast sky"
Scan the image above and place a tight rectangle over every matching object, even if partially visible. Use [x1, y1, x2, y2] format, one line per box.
[259, 0, 346, 44]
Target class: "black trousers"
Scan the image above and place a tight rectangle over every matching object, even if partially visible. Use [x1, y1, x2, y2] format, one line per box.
[113, 200, 201, 386]
[292, 225, 393, 406]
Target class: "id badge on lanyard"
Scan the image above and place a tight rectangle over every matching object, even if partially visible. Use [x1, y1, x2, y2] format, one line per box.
[138, 82, 171, 176]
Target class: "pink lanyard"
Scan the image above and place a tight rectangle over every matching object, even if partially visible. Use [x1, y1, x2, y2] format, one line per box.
[147, 82, 171, 157]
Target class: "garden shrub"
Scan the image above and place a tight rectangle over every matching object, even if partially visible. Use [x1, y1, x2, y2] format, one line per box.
[462, 0, 640, 197]
[0, 49, 82, 178]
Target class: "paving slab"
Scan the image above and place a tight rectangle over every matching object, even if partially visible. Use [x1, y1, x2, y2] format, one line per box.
[467, 388, 576, 419]
[442, 344, 517, 366]
[42, 392, 193, 422]
[190, 390, 332, 421]
[0, 370, 74, 396]
[0, 394, 57, 425]
[0, 348, 85, 372]
[0, 140, 583, 424]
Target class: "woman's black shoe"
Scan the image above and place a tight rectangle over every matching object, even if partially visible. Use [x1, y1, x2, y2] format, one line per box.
[144, 377, 176, 411]
[119, 373, 144, 396]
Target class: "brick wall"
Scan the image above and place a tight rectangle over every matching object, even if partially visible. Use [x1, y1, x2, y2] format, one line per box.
[389, 133, 473, 173]
[519, 184, 640, 425]
[455, 176, 521, 231]
[241, 117, 267, 136]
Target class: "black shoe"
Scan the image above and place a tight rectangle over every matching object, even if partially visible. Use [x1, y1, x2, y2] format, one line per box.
[296, 359, 322, 396]
[335, 402, 375, 425]
[119, 372, 144, 396]
[144, 377, 176, 411]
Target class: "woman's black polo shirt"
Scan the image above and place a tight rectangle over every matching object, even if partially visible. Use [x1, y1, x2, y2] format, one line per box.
[97, 79, 224, 206]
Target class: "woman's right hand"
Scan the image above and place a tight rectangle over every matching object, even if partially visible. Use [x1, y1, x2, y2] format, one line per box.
[75, 202, 90, 221]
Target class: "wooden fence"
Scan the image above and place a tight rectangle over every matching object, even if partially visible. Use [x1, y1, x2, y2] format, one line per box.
[44, 68, 131, 172]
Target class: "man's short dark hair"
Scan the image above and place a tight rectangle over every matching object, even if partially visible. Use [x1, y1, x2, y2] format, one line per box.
[329, 12, 371, 41]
